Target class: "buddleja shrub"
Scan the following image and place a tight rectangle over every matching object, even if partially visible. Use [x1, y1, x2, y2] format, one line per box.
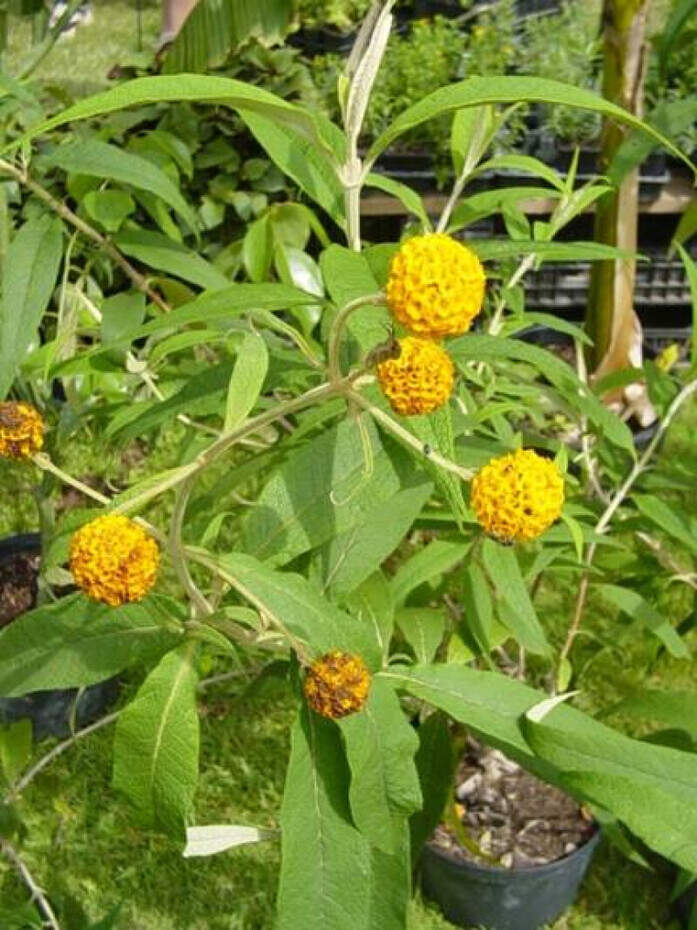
[2, 2, 697, 927]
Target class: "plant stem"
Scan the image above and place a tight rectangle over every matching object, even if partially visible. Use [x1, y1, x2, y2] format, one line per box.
[557, 376, 697, 680]
[345, 387, 475, 482]
[170, 475, 212, 617]
[327, 293, 385, 383]
[0, 837, 61, 930]
[0, 158, 170, 315]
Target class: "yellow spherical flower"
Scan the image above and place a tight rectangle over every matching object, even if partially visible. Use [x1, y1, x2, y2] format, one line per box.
[470, 449, 564, 544]
[386, 233, 485, 338]
[0, 402, 44, 460]
[70, 514, 159, 606]
[303, 651, 370, 720]
[377, 336, 454, 416]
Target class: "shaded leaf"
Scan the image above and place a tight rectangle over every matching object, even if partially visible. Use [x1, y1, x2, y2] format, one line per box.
[0, 593, 184, 697]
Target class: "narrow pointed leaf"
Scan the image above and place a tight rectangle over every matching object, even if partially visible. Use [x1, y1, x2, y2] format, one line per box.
[112, 643, 199, 836]
[339, 677, 421, 853]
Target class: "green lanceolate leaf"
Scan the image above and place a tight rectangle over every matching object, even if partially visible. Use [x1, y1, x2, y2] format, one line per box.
[366, 76, 694, 170]
[364, 173, 431, 230]
[0, 213, 62, 398]
[378, 664, 545, 773]
[471, 239, 641, 262]
[395, 608, 447, 664]
[339, 677, 421, 854]
[136, 283, 319, 337]
[279, 705, 411, 930]
[278, 706, 390, 930]
[241, 110, 346, 228]
[113, 229, 229, 290]
[461, 559, 493, 653]
[320, 481, 432, 598]
[320, 245, 387, 352]
[410, 711, 455, 863]
[344, 572, 394, 668]
[523, 705, 697, 871]
[243, 415, 408, 567]
[563, 771, 697, 873]
[199, 551, 376, 663]
[224, 330, 269, 431]
[113, 643, 199, 836]
[481, 538, 549, 655]
[5, 74, 334, 162]
[390, 539, 468, 607]
[450, 333, 635, 454]
[44, 140, 199, 234]
[595, 584, 688, 658]
[410, 406, 470, 529]
[0, 593, 184, 697]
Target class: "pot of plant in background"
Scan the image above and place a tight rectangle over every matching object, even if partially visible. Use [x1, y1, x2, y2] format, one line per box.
[674, 872, 697, 929]
[420, 740, 601, 930]
[287, 0, 372, 54]
[0, 532, 119, 740]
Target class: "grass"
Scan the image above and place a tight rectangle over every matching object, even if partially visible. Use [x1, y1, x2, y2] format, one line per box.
[0, 401, 695, 929]
[4, 0, 161, 98]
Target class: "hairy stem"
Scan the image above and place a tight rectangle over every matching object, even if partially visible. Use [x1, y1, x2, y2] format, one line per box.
[0, 158, 170, 315]
[170, 475, 212, 617]
[346, 387, 475, 482]
[327, 293, 385, 383]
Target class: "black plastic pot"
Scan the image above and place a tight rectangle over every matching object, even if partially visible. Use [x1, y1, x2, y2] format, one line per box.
[529, 144, 669, 200]
[0, 533, 119, 740]
[421, 829, 601, 930]
[287, 26, 358, 55]
[515, 0, 561, 14]
[676, 882, 697, 929]
[371, 149, 448, 193]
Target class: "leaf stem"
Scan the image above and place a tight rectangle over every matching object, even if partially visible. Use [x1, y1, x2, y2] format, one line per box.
[327, 293, 385, 383]
[170, 475, 212, 617]
[345, 387, 475, 482]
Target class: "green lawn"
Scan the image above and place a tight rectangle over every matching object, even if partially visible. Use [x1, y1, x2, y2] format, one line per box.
[4, 0, 161, 98]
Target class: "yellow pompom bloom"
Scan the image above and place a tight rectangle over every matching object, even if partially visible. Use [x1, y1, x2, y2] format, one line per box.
[386, 233, 485, 339]
[304, 651, 370, 720]
[470, 449, 564, 544]
[70, 514, 159, 606]
[377, 336, 454, 416]
[0, 402, 44, 460]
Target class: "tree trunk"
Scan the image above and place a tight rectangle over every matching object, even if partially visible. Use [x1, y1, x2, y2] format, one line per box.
[587, 0, 651, 389]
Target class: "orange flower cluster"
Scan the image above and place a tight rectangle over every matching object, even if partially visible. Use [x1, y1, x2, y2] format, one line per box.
[303, 651, 370, 720]
[0, 402, 44, 460]
[70, 514, 159, 606]
[377, 337, 454, 416]
[470, 449, 564, 544]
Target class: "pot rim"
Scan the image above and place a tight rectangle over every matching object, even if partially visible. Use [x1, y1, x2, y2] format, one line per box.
[0, 532, 42, 559]
[423, 823, 601, 881]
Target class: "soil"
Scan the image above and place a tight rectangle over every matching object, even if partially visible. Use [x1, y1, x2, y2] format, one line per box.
[0, 550, 39, 628]
[432, 740, 596, 869]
